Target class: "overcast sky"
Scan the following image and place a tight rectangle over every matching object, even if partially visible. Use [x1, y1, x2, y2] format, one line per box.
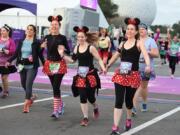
[0, 0, 179, 25]
[153, 0, 180, 25]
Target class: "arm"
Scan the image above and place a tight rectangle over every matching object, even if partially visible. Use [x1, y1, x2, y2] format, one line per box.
[37, 41, 45, 65]
[167, 28, 171, 48]
[7, 39, 16, 55]
[7, 41, 21, 63]
[149, 39, 159, 58]
[107, 37, 111, 52]
[154, 28, 160, 42]
[139, 41, 151, 72]
[106, 43, 122, 69]
[90, 46, 106, 72]
[63, 36, 70, 55]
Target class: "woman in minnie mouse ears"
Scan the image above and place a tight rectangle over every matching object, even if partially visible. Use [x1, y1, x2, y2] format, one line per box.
[106, 18, 151, 134]
[68, 26, 106, 126]
[41, 15, 70, 118]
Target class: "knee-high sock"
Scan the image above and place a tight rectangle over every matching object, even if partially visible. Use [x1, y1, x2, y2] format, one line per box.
[53, 97, 60, 112]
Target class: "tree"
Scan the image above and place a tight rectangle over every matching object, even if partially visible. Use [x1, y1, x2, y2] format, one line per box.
[150, 21, 180, 38]
[98, 0, 119, 23]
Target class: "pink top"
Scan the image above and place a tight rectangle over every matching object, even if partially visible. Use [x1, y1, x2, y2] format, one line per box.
[0, 38, 16, 66]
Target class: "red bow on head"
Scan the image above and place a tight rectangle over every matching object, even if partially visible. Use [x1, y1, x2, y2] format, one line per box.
[52, 16, 59, 21]
[128, 19, 137, 25]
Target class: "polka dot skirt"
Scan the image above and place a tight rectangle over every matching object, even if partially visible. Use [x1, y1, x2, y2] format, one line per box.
[75, 75, 97, 88]
[43, 59, 67, 75]
[112, 70, 141, 89]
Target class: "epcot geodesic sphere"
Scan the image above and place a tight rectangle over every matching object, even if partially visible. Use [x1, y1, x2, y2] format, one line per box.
[113, 0, 157, 25]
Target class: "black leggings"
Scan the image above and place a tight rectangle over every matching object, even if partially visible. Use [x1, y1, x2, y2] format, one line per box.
[114, 83, 136, 109]
[48, 74, 64, 98]
[78, 88, 96, 104]
[169, 56, 178, 75]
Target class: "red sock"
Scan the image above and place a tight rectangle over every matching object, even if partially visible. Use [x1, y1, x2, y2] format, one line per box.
[53, 97, 60, 112]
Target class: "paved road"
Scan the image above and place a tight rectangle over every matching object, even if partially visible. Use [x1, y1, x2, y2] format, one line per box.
[0, 58, 179, 135]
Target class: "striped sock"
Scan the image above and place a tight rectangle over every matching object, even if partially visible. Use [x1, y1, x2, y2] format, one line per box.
[53, 97, 60, 112]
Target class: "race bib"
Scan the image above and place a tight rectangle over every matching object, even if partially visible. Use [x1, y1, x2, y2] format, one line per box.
[49, 63, 60, 74]
[77, 66, 89, 77]
[119, 62, 132, 75]
[161, 46, 165, 50]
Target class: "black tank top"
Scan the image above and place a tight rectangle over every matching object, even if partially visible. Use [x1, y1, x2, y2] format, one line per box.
[76, 45, 94, 69]
[121, 40, 141, 71]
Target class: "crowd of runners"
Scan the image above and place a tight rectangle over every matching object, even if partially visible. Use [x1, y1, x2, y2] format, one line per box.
[0, 15, 179, 135]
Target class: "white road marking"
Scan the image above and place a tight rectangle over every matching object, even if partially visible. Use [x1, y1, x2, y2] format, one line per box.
[0, 95, 69, 110]
[121, 106, 180, 135]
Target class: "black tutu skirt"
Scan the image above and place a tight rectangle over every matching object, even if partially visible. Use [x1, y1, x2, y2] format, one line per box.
[0, 65, 17, 74]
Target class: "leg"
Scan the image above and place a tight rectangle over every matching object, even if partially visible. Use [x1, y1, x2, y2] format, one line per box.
[22, 68, 37, 113]
[140, 81, 149, 105]
[87, 88, 99, 119]
[113, 83, 126, 130]
[48, 74, 64, 118]
[19, 69, 27, 92]
[1, 74, 9, 98]
[125, 86, 137, 131]
[78, 88, 89, 126]
[79, 88, 88, 118]
[125, 87, 137, 119]
[133, 86, 141, 109]
[25, 68, 38, 100]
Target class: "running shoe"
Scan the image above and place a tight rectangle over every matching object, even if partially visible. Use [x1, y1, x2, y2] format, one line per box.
[80, 117, 89, 126]
[51, 111, 59, 119]
[93, 107, 99, 119]
[132, 107, 137, 116]
[58, 102, 65, 115]
[141, 103, 147, 112]
[110, 125, 120, 135]
[125, 119, 132, 131]
[1, 91, 9, 99]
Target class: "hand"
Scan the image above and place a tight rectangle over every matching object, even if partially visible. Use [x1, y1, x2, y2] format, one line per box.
[3, 49, 9, 54]
[145, 65, 151, 73]
[58, 45, 65, 58]
[102, 68, 107, 75]
[28, 55, 33, 62]
[41, 39, 47, 48]
[5, 62, 10, 68]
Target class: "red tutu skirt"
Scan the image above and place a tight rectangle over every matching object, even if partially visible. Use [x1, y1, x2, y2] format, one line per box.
[75, 75, 97, 88]
[98, 49, 109, 59]
[42, 59, 67, 75]
[112, 70, 141, 89]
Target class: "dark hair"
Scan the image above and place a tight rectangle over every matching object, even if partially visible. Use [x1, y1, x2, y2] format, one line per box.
[48, 15, 62, 25]
[124, 17, 140, 39]
[27, 24, 37, 39]
[73, 26, 89, 33]
[124, 17, 140, 31]
[2, 24, 12, 37]
[73, 26, 98, 45]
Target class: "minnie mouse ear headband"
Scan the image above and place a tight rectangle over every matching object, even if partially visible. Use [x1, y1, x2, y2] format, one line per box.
[139, 23, 148, 30]
[124, 17, 141, 26]
[73, 26, 89, 33]
[3, 24, 12, 32]
[48, 15, 63, 22]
